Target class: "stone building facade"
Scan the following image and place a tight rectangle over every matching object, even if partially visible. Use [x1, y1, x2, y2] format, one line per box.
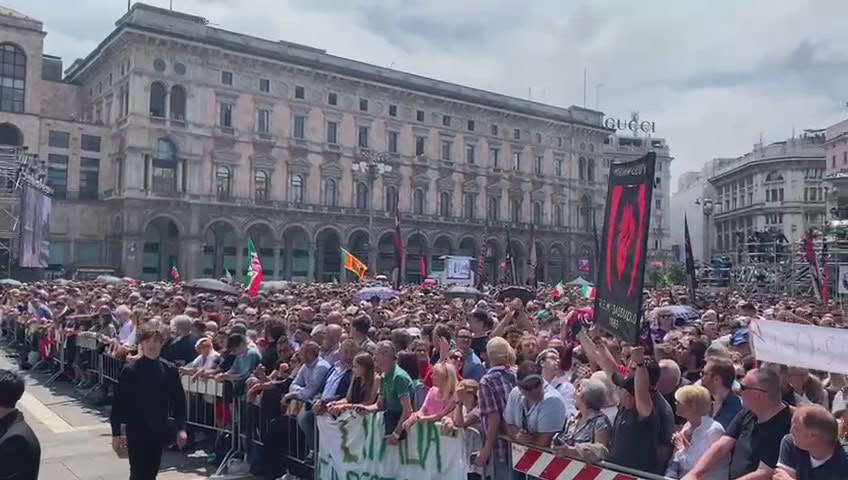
[823, 118, 848, 219]
[708, 132, 826, 261]
[1, 3, 619, 283]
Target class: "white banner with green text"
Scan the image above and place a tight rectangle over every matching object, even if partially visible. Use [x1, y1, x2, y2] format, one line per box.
[316, 412, 471, 480]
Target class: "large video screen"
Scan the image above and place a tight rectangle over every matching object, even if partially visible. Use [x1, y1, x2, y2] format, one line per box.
[19, 185, 50, 268]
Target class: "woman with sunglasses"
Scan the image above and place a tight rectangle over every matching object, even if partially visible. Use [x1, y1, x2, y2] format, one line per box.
[402, 362, 457, 432]
[552, 378, 612, 462]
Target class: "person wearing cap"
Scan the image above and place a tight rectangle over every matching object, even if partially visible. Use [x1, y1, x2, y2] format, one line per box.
[503, 361, 567, 448]
[775, 405, 847, 480]
[215, 334, 261, 382]
[578, 329, 674, 475]
[729, 328, 751, 359]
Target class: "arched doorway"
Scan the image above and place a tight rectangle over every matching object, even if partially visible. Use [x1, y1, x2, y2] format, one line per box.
[509, 240, 526, 284]
[348, 230, 370, 281]
[142, 217, 180, 282]
[432, 236, 453, 274]
[457, 237, 477, 257]
[246, 223, 275, 279]
[0, 123, 22, 146]
[484, 239, 501, 285]
[377, 232, 396, 277]
[316, 228, 342, 282]
[202, 221, 237, 278]
[548, 244, 566, 284]
[577, 244, 594, 280]
[405, 233, 427, 284]
[282, 226, 309, 281]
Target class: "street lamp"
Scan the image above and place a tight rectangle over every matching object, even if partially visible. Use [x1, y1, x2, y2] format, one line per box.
[353, 149, 392, 269]
[697, 198, 714, 262]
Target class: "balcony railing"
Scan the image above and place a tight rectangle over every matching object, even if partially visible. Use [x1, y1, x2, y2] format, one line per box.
[52, 190, 102, 201]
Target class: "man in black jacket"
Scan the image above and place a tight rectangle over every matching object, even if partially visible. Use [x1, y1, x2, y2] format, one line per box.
[111, 326, 187, 480]
[0, 369, 40, 480]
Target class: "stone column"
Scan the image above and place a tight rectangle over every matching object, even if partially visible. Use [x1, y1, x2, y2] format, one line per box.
[235, 240, 246, 282]
[182, 235, 202, 280]
[122, 236, 143, 279]
[306, 241, 316, 282]
[272, 242, 282, 280]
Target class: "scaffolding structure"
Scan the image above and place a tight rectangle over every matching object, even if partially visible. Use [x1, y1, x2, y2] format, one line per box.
[0, 146, 49, 278]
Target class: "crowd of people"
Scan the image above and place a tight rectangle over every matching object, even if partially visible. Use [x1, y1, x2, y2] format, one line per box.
[1, 278, 847, 480]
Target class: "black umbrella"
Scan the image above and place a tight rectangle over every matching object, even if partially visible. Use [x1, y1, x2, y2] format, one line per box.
[184, 278, 240, 296]
[444, 285, 483, 299]
[497, 286, 534, 303]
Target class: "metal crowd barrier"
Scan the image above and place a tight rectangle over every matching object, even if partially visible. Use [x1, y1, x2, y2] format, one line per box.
[506, 438, 674, 480]
[1, 328, 320, 480]
[181, 374, 241, 476]
[44, 331, 68, 385]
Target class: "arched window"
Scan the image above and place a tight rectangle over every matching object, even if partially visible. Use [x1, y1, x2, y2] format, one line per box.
[587, 158, 596, 182]
[533, 202, 542, 225]
[581, 195, 592, 231]
[324, 178, 337, 207]
[356, 182, 369, 210]
[216, 165, 231, 199]
[413, 188, 425, 214]
[578, 157, 586, 180]
[254, 169, 269, 201]
[511, 199, 521, 223]
[385, 185, 398, 213]
[169, 85, 186, 120]
[149, 81, 166, 117]
[554, 204, 563, 227]
[155, 138, 176, 160]
[0, 44, 26, 113]
[488, 196, 500, 222]
[439, 191, 451, 217]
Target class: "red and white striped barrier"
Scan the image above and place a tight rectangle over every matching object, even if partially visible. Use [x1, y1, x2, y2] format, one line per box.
[511, 443, 646, 480]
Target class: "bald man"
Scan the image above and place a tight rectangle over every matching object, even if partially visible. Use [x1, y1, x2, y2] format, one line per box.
[657, 359, 688, 426]
[320, 324, 343, 365]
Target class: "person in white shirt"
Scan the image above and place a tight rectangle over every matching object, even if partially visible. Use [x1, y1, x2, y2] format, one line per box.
[666, 385, 728, 480]
[181, 337, 220, 376]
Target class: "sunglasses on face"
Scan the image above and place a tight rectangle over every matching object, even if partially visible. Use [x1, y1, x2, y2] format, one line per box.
[451, 354, 464, 361]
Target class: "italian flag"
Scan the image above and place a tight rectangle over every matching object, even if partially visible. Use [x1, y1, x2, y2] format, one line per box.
[580, 284, 596, 299]
[170, 264, 181, 285]
[553, 281, 565, 298]
[245, 238, 263, 297]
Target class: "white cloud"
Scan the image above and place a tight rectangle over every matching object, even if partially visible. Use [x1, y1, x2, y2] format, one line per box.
[11, 0, 848, 191]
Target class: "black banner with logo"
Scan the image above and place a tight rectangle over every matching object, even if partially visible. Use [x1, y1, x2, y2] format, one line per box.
[593, 152, 656, 343]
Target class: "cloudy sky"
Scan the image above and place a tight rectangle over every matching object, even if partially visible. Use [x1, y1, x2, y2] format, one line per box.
[13, 0, 848, 191]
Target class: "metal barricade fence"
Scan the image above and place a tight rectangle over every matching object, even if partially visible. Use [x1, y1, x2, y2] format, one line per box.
[45, 329, 68, 385]
[180, 374, 240, 476]
[233, 391, 316, 479]
[507, 439, 674, 480]
[100, 351, 125, 385]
